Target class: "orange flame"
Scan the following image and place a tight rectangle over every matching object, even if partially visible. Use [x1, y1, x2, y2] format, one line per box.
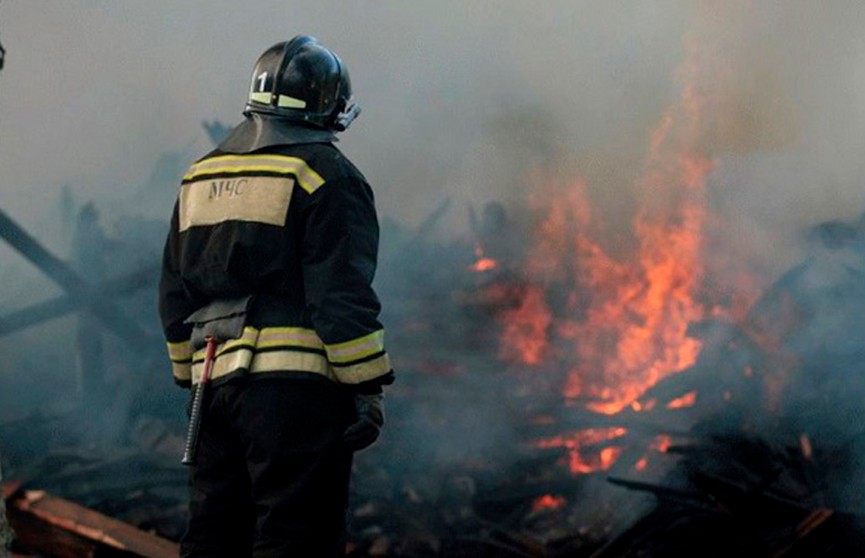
[470, 257, 498, 272]
[666, 391, 698, 410]
[536, 427, 626, 475]
[502, 6, 773, 477]
[496, 23, 727, 420]
[652, 435, 673, 453]
[531, 494, 567, 513]
[498, 285, 552, 365]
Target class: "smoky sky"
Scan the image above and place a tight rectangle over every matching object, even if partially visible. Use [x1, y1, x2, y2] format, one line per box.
[2, 2, 865, 520]
[2, 1, 865, 291]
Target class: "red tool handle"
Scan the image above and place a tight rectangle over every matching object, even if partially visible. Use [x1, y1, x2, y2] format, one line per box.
[181, 336, 219, 466]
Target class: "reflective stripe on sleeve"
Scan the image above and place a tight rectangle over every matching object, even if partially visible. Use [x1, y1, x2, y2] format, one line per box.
[167, 340, 192, 363]
[324, 330, 386, 365]
[168, 340, 192, 384]
[172, 361, 192, 383]
[182, 154, 325, 194]
[331, 353, 392, 384]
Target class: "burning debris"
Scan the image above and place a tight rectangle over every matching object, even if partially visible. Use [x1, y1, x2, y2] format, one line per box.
[1, 3, 864, 557]
[597, 427, 865, 557]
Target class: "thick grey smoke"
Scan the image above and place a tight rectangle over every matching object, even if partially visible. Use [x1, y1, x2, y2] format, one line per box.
[2, 0, 865, 536]
[2, 1, 864, 246]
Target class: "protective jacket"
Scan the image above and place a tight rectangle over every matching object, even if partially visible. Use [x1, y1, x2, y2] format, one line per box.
[159, 134, 391, 388]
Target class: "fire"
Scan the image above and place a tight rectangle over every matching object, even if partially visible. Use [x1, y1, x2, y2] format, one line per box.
[536, 427, 626, 475]
[469, 243, 499, 272]
[652, 435, 672, 453]
[531, 494, 567, 513]
[666, 391, 697, 410]
[470, 257, 498, 272]
[504, 43, 711, 418]
[498, 285, 552, 365]
[633, 435, 675, 473]
[491, 5, 774, 478]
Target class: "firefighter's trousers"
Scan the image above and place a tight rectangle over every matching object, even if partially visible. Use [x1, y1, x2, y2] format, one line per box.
[180, 375, 355, 558]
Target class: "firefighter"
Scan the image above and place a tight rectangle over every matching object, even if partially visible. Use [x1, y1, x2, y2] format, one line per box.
[159, 35, 393, 557]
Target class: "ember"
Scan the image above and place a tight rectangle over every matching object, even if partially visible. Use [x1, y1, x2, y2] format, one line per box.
[530, 493, 566, 513]
[536, 428, 627, 475]
[665, 391, 697, 410]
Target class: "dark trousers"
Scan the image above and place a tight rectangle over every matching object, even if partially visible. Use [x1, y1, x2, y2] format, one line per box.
[181, 376, 355, 558]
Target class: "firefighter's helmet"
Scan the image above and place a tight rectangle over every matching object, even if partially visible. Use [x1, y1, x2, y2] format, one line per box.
[245, 35, 359, 131]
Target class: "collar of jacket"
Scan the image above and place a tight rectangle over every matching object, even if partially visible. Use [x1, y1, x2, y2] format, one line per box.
[218, 113, 338, 154]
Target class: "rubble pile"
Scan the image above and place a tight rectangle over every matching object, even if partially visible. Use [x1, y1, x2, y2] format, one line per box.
[2, 121, 865, 555]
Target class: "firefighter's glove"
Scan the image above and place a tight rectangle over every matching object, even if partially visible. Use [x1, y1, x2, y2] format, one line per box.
[343, 392, 384, 451]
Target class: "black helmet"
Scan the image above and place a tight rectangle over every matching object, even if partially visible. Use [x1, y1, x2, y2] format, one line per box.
[245, 35, 360, 131]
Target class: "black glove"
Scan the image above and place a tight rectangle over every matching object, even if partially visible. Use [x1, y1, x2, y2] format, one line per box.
[343, 392, 384, 451]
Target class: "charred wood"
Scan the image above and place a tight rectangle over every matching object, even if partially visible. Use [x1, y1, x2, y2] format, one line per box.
[2, 483, 179, 558]
[0, 265, 159, 337]
[0, 208, 153, 350]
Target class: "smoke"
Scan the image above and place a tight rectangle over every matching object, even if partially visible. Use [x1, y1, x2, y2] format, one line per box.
[2, 1, 862, 239]
[2, 0, 865, 539]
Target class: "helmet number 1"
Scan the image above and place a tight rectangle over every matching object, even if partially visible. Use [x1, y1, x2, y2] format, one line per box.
[257, 71, 268, 92]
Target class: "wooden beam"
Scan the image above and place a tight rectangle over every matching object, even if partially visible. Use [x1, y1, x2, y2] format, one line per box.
[0, 208, 154, 350]
[3, 485, 179, 558]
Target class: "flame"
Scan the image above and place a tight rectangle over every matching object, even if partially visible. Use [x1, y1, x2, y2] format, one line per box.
[536, 427, 626, 475]
[498, 285, 552, 365]
[497, 5, 774, 477]
[666, 391, 697, 409]
[504, 42, 712, 418]
[531, 494, 567, 513]
[633, 435, 675, 473]
[470, 257, 498, 272]
[469, 243, 499, 272]
[652, 435, 673, 453]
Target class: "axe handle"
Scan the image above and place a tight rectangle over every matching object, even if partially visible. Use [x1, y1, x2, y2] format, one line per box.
[181, 337, 218, 466]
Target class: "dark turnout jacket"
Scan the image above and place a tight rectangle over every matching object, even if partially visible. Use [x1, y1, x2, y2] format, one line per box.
[158, 140, 392, 388]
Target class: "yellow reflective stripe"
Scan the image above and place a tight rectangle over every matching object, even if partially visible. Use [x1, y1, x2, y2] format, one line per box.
[172, 361, 191, 382]
[248, 91, 271, 104]
[167, 340, 192, 362]
[182, 155, 325, 194]
[325, 330, 385, 364]
[190, 348, 334, 384]
[182, 326, 387, 385]
[190, 327, 324, 359]
[332, 353, 392, 384]
[191, 327, 260, 361]
[277, 95, 307, 109]
[251, 351, 333, 380]
[257, 327, 324, 350]
[192, 347, 254, 384]
[217, 327, 259, 355]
